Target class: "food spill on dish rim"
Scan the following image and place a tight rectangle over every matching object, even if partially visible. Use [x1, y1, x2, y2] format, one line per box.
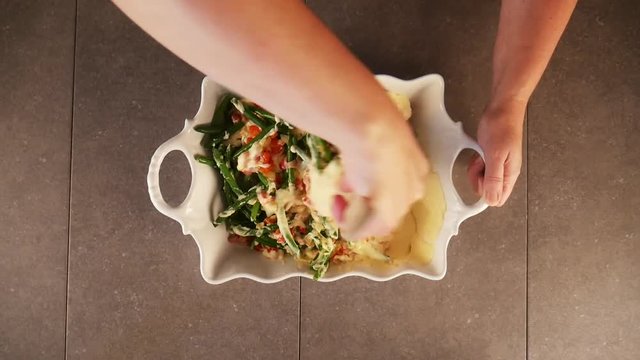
[194, 91, 446, 278]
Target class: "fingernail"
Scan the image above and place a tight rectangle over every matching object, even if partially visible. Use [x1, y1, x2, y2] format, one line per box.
[332, 195, 348, 222]
[487, 191, 500, 205]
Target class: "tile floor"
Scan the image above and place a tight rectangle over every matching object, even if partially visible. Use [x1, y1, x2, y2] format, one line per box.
[0, 1, 638, 359]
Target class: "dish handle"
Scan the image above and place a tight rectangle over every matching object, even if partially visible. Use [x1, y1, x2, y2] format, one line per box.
[446, 123, 489, 225]
[147, 121, 213, 234]
[147, 126, 191, 222]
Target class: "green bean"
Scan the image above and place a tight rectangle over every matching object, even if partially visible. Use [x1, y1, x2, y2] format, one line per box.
[229, 225, 256, 237]
[275, 122, 292, 135]
[290, 144, 311, 163]
[311, 252, 332, 280]
[253, 108, 277, 120]
[309, 232, 336, 280]
[250, 201, 261, 222]
[198, 93, 234, 148]
[195, 154, 214, 166]
[226, 121, 245, 138]
[257, 172, 270, 188]
[222, 182, 234, 205]
[275, 204, 300, 256]
[212, 148, 242, 196]
[254, 236, 280, 249]
[194, 124, 225, 134]
[307, 135, 334, 169]
[239, 208, 253, 222]
[261, 224, 278, 234]
[200, 134, 213, 150]
[214, 190, 258, 225]
[285, 136, 297, 189]
[233, 124, 275, 159]
[212, 93, 234, 127]
[306, 135, 319, 168]
[242, 105, 273, 129]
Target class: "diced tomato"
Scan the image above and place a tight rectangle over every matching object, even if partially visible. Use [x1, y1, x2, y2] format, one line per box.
[272, 229, 285, 244]
[265, 216, 277, 225]
[261, 151, 272, 164]
[279, 157, 287, 170]
[270, 140, 283, 154]
[259, 162, 274, 175]
[297, 226, 307, 235]
[248, 124, 261, 137]
[332, 246, 348, 259]
[228, 234, 251, 246]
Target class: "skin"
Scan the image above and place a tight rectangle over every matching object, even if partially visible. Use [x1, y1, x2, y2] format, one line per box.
[113, 0, 576, 237]
[468, 0, 578, 206]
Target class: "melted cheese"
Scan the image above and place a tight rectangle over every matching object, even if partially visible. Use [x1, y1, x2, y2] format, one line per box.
[384, 172, 445, 264]
[307, 160, 341, 218]
[388, 91, 412, 120]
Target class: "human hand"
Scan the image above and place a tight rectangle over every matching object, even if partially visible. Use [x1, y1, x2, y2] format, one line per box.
[468, 99, 525, 207]
[334, 113, 429, 239]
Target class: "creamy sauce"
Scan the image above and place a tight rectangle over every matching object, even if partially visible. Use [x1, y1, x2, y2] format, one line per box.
[388, 91, 412, 120]
[385, 172, 445, 265]
[351, 172, 445, 267]
[307, 160, 341, 218]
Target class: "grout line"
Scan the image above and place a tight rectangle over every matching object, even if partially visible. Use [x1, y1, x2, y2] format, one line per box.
[298, 277, 302, 360]
[524, 104, 529, 359]
[63, 1, 79, 359]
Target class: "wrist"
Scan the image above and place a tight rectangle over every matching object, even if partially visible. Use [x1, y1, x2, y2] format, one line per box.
[484, 96, 527, 125]
[332, 102, 407, 154]
[487, 95, 527, 112]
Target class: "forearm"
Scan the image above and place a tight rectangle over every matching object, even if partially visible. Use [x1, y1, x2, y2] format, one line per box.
[491, 0, 577, 110]
[112, 0, 402, 148]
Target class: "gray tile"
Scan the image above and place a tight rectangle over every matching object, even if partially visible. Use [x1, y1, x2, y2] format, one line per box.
[67, 1, 298, 359]
[302, 1, 526, 359]
[528, 1, 640, 359]
[0, 2, 75, 359]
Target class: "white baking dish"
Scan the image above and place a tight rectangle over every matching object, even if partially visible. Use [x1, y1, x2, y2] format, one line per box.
[147, 75, 487, 284]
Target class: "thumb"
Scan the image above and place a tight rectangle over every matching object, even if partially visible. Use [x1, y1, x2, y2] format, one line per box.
[482, 155, 505, 206]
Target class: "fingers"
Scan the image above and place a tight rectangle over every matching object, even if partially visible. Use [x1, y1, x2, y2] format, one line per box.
[467, 154, 485, 195]
[498, 178, 516, 207]
[344, 210, 391, 241]
[331, 194, 348, 223]
[497, 158, 520, 206]
[475, 154, 520, 207]
[482, 154, 505, 206]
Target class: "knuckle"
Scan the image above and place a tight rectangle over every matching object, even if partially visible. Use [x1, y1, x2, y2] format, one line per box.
[483, 175, 503, 184]
[503, 172, 520, 183]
